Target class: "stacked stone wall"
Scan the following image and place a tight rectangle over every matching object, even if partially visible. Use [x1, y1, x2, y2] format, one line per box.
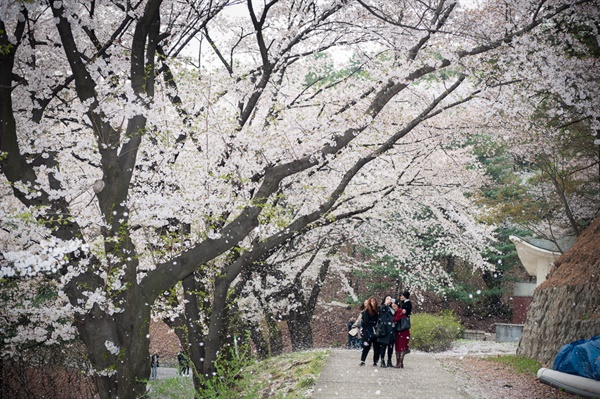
[517, 284, 600, 365]
[517, 217, 600, 366]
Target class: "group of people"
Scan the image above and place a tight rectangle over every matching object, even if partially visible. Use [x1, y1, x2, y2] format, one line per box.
[349, 291, 412, 369]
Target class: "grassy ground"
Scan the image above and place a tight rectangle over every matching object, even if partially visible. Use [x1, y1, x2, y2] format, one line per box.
[483, 354, 542, 375]
[440, 354, 580, 399]
[237, 349, 328, 398]
[147, 349, 329, 399]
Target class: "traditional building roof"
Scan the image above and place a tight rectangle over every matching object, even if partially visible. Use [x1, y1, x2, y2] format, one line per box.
[509, 235, 577, 285]
[514, 236, 578, 253]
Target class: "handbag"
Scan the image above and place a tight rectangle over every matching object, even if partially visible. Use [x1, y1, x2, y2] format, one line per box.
[374, 320, 386, 337]
[397, 316, 410, 332]
[348, 326, 360, 337]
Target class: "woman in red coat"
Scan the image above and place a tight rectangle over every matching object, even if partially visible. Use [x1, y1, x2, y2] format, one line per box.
[392, 300, 410, 368]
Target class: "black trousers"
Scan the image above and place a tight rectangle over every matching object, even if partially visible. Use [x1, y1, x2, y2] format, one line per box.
[360, 335, 381, 363]
[379, 340, 394, 362]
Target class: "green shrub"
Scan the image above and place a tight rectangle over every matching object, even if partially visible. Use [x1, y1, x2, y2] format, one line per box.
[193, 346, 258, 399]
[409, 311, 464, 352]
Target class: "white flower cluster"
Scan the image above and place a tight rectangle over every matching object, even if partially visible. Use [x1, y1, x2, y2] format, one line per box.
[1, 280, 77, 356]
[104, 340, 120, 356]
[2, 238, 89, 278]
[79, 288, 123, 316]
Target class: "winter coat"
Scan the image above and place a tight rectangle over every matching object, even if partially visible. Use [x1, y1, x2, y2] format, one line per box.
[401, 299, 412, 316]
[361, 310, 379, 342]
[376, 304, 396, 345]
[393, 308, 410, 352]
[393, 306, 407, 329]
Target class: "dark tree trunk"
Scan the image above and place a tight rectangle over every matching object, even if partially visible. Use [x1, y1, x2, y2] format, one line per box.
[286, 259, 331, 351]
[446, 255, 455, 275]
[182, 273, 206, 390]
[249, 320, 270, 360]
[0, 356, 3, 399]
[45, 2, 162, 396]
[267, 314, 284, 357]
[252, 284, 284, 358]
[203, 276, 229, 376]
[288, 312, 314, 351]
[73, 292, 151, 399]
[0, 21, 16, 359]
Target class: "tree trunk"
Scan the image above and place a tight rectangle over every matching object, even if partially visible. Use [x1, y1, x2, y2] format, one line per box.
[74, 294, 151, 399]
[253, 288, 284, 358]
[249, 320, 270, 360]
[547, 170, 581, 237]
[446, 255, 455, 275]
[202, 276, 229, 376]
[267, 314, 284, 357]
[182, 273, 206, 389]
[286, 259, 331, 351]
[0, 356, 4, 399]
[287, 312, 314, 351]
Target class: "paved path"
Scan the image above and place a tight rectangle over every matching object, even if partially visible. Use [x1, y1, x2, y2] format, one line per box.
[152, 367, 190, 380]
[157, 367, 179, 379]
[312, 349, 470, 399]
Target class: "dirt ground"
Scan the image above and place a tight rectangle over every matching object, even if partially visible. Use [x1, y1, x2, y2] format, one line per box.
[435, 341, 581, 399]
[440, 357, 580, 399]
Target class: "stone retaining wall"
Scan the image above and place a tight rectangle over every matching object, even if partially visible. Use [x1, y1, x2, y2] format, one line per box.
[517, 284, 600, 366]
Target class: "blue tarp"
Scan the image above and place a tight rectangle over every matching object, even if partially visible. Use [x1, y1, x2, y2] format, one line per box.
[553, 336, 600, 381]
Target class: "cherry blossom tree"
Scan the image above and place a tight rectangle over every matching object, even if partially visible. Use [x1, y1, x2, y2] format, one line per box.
[465, 2, 600, 241]
[1, 0, 595, 397]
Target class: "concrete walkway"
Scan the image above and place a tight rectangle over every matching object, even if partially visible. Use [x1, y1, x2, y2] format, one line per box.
[153, 367, 189, 380]
[312, 349, 470, 399]
[150, 367, 192, 380]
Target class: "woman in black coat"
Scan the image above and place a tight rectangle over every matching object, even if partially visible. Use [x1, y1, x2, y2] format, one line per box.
[376, 295, 396, 367]
[400, 290, 412, 317]
[359, 296, 380, 366]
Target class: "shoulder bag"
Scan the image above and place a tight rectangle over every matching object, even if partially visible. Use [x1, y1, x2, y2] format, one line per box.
[374, 319, 386, 337]
[397, 316, 410, 332]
